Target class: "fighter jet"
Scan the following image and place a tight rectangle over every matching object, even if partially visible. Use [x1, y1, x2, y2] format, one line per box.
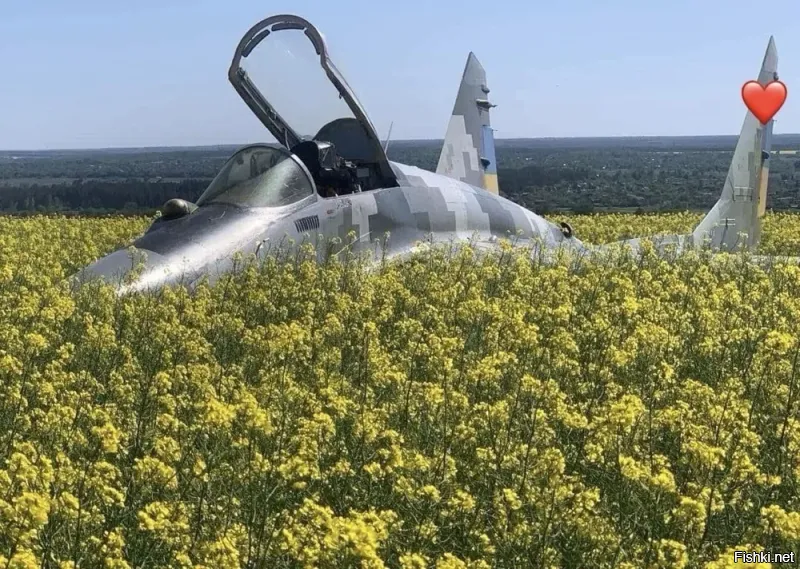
[624, 36, 780, 256]
[77, 15, 782, 294]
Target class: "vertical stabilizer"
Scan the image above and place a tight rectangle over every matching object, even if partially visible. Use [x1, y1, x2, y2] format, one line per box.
[691, 37, 778, 251]
[436, 53, 499, 194]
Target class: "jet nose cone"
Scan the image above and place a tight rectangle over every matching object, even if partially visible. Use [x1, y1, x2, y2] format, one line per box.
[74, 247, 199, 295]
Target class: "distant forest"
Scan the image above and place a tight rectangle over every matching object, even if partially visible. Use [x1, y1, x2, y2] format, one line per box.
[2, 135, 800, 214]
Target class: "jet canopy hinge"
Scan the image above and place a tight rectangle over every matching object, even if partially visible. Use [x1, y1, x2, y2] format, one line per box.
[475, 99, 496, 110]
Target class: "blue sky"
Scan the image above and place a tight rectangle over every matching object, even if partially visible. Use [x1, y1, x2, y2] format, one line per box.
[1, 0, 798, 149]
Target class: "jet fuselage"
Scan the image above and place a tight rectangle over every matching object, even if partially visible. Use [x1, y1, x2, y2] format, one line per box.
[79, 155, 580, 294]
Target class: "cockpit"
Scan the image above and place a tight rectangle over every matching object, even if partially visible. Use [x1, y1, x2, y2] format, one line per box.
[290, 138, 362, 198]
[195, 145, 316, 208]
[158, 15, 406, 224]
[228, 14, 397, 193]
[195, 138, 371, 209]
[197, 133, 377, 209]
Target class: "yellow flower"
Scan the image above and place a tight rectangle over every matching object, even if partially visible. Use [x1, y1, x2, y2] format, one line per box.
[400, 553, 428, 569]
[3, 212, 800, 567]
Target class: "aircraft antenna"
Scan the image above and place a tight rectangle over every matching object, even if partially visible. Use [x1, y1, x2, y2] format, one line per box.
[383, 121, 394, 155]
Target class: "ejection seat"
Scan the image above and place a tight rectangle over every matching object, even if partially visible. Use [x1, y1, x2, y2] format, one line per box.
[291, 140, 357, 198]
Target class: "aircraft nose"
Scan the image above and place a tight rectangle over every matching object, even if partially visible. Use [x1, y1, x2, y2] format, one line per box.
[73, 247, 200, 295]
[72, 204, 294, 295]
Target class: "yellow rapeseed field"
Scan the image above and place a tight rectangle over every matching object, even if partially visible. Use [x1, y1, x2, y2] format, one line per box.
[2, 212, 800, 568]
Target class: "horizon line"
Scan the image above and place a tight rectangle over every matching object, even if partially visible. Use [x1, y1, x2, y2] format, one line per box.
[3, 133, 800, 153]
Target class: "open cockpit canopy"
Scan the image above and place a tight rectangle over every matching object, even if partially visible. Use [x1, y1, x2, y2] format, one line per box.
[229, 14, 396, 190]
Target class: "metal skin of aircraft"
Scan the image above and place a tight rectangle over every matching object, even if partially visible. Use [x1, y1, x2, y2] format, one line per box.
[76, 15, 784, 295]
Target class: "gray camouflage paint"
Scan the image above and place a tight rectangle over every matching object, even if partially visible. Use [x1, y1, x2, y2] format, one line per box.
[621, 36, 779, 257]
[77, 153, 582, 294]
[75, 20, 787, 295]
[689, 36, 778, 252]
[436, 53, 499, 194]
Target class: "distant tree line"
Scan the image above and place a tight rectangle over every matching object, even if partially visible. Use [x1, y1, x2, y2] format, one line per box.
[0, 179, 208, 214]
[2, 141, 800, 214]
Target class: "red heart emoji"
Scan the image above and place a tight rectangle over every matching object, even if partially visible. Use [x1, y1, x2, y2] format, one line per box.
[741, 80, 787, 124]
